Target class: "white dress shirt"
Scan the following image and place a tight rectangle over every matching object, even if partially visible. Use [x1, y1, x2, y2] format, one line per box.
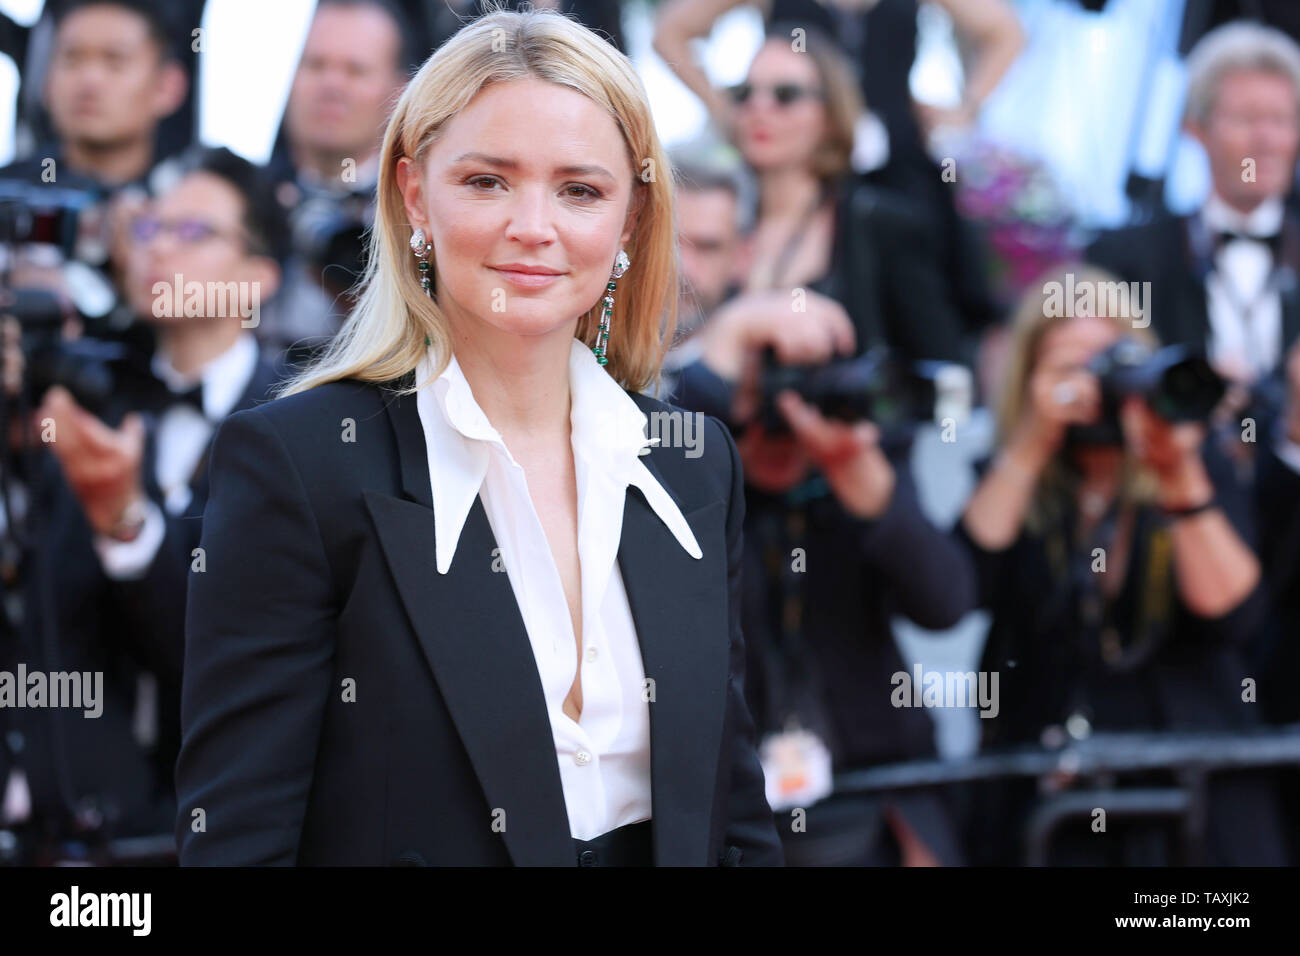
[1203, 192, 1285, 382]
[93, 332, 259, 579]
[414, 336, 703, 840]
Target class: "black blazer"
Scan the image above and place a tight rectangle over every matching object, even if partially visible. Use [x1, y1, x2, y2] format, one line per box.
[817, 177, 970, 366]
[1255, 442, 1300, 725]
[174, 370, 785, 866]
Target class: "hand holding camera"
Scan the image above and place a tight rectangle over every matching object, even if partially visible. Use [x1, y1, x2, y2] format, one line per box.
[1119, 398, 1213, 511]
[773, 389, 897, 519]
[698, 288, 857, 383]
[1009, 332, 1104, 473]
[705, 289, 897, 517]
[35, 385, 148, 539]
[1010, 328, 1225, 485]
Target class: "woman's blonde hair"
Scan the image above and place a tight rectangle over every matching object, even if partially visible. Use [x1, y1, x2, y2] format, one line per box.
[997, 263, 1160, 532]
[277, 2, 679, 398]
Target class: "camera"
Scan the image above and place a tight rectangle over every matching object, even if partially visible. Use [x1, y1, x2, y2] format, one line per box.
[754, 345, 973, 443]
[2, 288, 138, 417]
[10, 289, 117, 410]
[285, 188, 373, 300]
[1067, 340, 1226, 447]
[0, 180, 102, 263]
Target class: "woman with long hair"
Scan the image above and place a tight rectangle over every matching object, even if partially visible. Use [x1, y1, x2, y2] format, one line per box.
[173, 5, 783, 866]
[957, 264, 1288, 866]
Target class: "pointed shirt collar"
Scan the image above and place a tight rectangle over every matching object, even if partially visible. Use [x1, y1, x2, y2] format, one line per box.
[1203, 191, 1284, 237]
[414, 337, 703, 574]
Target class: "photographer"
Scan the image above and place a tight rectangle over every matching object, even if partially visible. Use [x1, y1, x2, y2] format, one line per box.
[956, 264, 1288, 866]
[6, 147, 286, 860]
[666, 289, 977, 865]
[257, 0, 413, 357]
[0, 290, 173, 862]
[1, 1, 189, 347]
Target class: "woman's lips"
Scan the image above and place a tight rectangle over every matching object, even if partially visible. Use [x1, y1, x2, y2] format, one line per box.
[491, 267, 563, 290]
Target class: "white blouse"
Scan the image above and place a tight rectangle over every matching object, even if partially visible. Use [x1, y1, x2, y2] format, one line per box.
[414, 337, 703, 840]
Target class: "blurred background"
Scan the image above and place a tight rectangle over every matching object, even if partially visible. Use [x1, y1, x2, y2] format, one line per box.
[1, 0, 1299, 867]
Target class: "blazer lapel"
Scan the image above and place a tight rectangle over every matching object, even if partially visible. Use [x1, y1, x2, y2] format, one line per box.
[617, 454, 729, 866]
[1279, 212, 1300, 350]
[1188, 212, 1300, 361]
[366, 379, 730, 865]
[368, 381, 573, 865]
[364, 486, 577, 865]
[1179, 214, 1213, 348]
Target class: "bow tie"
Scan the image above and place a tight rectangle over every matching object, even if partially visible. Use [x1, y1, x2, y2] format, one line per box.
[1215, 229, 1283, 255]
[138, 374, 205, 416]
[171, 381, 206, 415]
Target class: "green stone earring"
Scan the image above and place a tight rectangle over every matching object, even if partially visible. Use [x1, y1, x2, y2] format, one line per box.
[594, 249, 630, 367]
[410, 228, 431, 297]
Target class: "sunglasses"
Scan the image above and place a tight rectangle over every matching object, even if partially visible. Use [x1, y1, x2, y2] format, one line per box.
[130, 215, 244, 246]
[728, 82, 826, 107]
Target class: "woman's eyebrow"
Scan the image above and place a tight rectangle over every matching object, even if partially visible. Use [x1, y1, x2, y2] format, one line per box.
[450, 151, 614, 179]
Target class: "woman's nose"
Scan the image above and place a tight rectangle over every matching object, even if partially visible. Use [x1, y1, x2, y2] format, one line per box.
[502, 187, 558, 243]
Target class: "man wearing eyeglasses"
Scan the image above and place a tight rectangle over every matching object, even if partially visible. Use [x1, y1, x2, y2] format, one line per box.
[6, 147, 287, 861]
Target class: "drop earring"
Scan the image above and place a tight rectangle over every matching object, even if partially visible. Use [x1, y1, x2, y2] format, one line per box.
[594, 249, 630, 367]
[410, 228, 431, 297]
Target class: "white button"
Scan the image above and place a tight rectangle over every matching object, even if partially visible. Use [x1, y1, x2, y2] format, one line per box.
[585, 646, 598, 663]
[574, 750, 592, 766]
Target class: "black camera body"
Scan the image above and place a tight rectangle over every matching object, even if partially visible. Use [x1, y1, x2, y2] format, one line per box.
[285, 186, 373, 300]
[4, 288, 137, 417]
[0, 180, 99, 262]
[1067, 340, 1226, 447]
[755, 345, 972, 444]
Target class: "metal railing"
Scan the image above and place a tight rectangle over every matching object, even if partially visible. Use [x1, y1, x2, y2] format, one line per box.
[832, 724, 1300, 865]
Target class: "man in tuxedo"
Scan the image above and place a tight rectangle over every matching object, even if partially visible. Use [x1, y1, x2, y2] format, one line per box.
[7, 147, 287, 860]
[1087, 21, 1300, 391]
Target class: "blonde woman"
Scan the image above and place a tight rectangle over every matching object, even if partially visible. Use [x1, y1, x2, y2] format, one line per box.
[957, 264, 1287, 866]
[173, 5, 783, 867]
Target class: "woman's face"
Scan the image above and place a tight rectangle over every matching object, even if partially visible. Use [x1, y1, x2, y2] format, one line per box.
[1029, 313, 1124, 446]
[1033, 313, 1123, 393]
[733, 41, 829, 173]
[398, 77, 642, 344]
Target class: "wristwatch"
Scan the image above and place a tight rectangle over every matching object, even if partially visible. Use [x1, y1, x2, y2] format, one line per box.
[107, 496, 149, 542]
[1160, 496, 1217, 520]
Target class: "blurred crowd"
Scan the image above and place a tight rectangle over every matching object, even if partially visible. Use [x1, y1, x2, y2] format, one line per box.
[1, 0, 1299, 866]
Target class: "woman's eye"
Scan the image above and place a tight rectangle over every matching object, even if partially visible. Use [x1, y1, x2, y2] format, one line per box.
[462, 178, 598, 201]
